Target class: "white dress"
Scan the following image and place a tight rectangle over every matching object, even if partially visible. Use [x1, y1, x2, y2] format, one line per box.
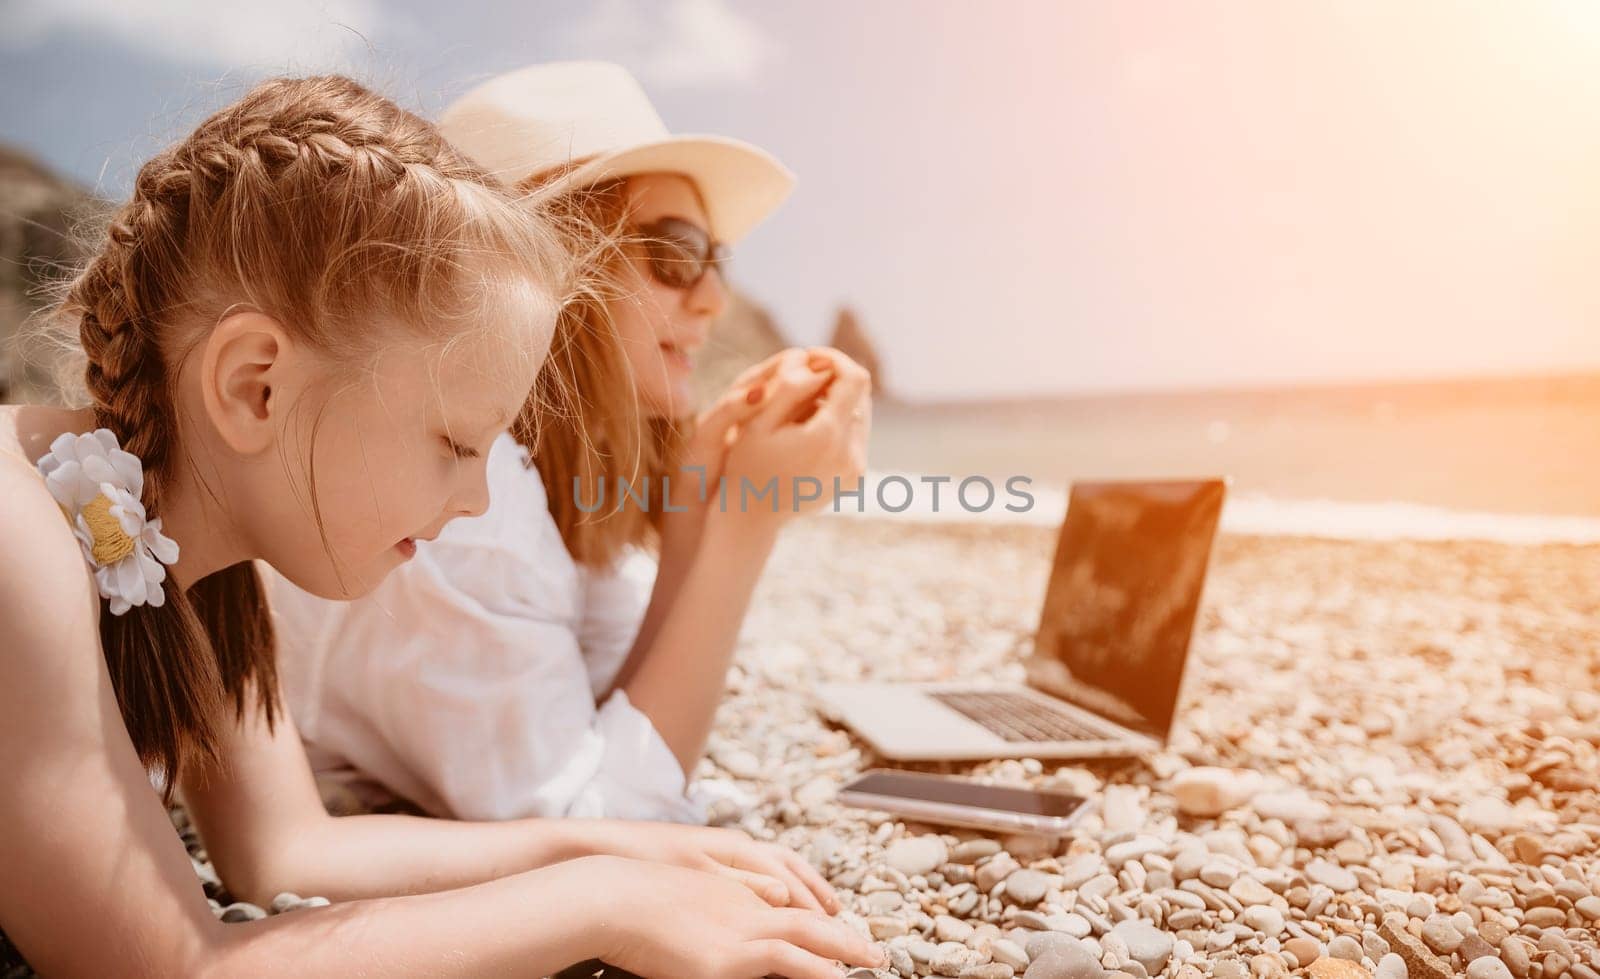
[265, 432, 705, 823]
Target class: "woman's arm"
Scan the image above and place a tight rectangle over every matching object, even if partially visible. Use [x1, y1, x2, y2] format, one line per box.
[617, 353, 873, 774]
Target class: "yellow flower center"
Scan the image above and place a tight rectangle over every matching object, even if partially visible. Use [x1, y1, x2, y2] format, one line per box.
[82, 494, 138, 566]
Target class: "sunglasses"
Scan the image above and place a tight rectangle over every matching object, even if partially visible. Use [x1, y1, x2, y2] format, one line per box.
[632, 217, 729, 290]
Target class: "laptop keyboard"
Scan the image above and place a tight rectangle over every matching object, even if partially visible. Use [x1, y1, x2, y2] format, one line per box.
[930, 690, 1116, 743]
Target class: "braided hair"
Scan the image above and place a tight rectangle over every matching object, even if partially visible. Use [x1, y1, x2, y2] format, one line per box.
[61, 76, 570, 795]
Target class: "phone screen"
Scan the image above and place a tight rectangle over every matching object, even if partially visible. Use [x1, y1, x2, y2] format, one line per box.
[844, 772, 1088, 818]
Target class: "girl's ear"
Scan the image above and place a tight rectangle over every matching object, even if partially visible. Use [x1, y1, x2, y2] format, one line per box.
[199, 311, 297, 455]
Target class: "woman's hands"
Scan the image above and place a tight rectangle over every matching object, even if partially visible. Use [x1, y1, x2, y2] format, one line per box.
[568, 820, 840, 913]
[713, 347, 871, 524]
[584, 855, 886, 979]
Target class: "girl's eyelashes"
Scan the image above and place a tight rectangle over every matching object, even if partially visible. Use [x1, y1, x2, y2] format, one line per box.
[442, 435, 480, 460]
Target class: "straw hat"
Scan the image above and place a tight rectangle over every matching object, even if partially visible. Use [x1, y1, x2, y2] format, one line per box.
[439, 61, 795, 243]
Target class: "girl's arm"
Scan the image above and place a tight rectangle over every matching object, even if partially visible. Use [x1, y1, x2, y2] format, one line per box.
[0, 463, 876, 979]
[183, 682, 834, 912]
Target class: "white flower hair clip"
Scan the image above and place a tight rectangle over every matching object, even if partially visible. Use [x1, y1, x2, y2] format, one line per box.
[36, 429, 180, 616]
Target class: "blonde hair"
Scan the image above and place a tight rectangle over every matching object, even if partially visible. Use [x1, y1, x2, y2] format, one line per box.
[62, 75, 568, 796]
[514, 177, 686, 568]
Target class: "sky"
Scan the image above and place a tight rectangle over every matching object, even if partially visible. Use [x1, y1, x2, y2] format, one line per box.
[4, 0, 1600, 401]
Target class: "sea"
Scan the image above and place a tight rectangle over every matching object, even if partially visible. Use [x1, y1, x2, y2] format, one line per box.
[838, 372, 1600, 544]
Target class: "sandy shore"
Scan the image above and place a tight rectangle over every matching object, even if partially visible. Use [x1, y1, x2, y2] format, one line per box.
[32, 516, 1593, 979]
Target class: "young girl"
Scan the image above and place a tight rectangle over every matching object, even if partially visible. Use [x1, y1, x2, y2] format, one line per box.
[0, 75, 882, 978]
[266, 62, 872, 824]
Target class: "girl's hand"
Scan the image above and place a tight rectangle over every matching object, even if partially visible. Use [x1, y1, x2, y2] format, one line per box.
[571, 820, 840, 913]
[589, 856, 886, 979]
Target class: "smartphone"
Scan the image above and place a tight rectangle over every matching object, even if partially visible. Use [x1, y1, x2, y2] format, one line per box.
[837, 769, 1093, 835]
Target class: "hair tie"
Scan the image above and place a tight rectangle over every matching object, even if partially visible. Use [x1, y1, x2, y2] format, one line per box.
[36, 429, 180, 615]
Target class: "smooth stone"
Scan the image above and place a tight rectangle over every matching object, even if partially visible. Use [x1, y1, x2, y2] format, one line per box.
[1229, 877, 1275, 906]
[1327, 935, 1363, 961]
[1200, 861, 1240, 889]
[1420, 917, 1462, 955]
[1284, 937, 1322, 967]
[991, 938, 1030, 971]
[1577, 895, 1600, 921]
[1170, 767, 1261, 818]
[1362, 931, 1391, 962]
[1374, 953, 1408, 979]
[1465, 959, 1512, 979]
[953, 839, 1005, 864]
[1251, 953, 1290, 979]
[888, 836, 950, 877]
[1304, 859, 1358, 893]
[1457, 933, 1495, 963]
[869, 916, 909, 940]
[1059, 854, 1104, 890]
[1103, 837, 1164, 866]
[863, 891, 904, 915]
[1006, 869, 1051, 907]
[1251, 790, 1330, 823]
[961, 965, 1017, 979]
[1109, 920, 1173, 974]
[1241, 906, 1285, 937]
[1213, 962, 1248, 979]
[1308, 960, 1372, 979]
[1101, 785, 1144, 834]
[936, 915, 977, 943]
[1378, 917, 1451, 979]
[1022, 942, 1105, 979]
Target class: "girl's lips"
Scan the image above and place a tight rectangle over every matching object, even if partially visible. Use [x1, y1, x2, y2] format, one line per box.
[396, 537, 417, 559]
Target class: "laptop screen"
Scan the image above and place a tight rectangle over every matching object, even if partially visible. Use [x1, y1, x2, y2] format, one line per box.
[1025, 479, 1225, 742]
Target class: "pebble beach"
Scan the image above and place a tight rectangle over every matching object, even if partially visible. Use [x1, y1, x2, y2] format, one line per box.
[15, 515, 1593, 979]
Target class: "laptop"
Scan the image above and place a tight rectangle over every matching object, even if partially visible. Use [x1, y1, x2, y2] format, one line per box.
[816, 478, 1226, 761]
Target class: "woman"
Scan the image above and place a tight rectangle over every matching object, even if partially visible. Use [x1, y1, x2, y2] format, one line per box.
[267, 62, 872, 823]
[0, 74, 882, 978]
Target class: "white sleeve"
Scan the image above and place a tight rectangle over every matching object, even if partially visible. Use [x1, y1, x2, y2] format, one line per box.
[575, 547, 658, 697]
[320, 540, 704, 824]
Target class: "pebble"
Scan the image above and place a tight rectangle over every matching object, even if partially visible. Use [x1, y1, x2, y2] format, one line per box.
[1374, 953, 1408, 979]
[1379, 917, 1451, 979]
[1241, 906, 1285, 937]
[1465, 959, 1512, 979]
[1419, 917, 1462, 955]
[1110, 920, 1173, 974]
[888, 835, 949, 877]
[991, 938, 1030, 971]
[1327, 935, 1363, 961]
[1103, 837, 1164, 866]
[1058, 853, 1104, 889]
[1022, 943, 1105, 979]
[1170, 767, 1260, 817]
[1229, 877, 1275, 906]
[1305, 859, 1358, 893]
[1308, 960, 1372, 979]
[1499, 937, 1531, 978]
[1284, 937, 1322, 967]
[962, 966, 1016, 979]
[1578, 895, 1600, 922]
[1005, 869, 1051, 907]
[953, 839, 1005, 864]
